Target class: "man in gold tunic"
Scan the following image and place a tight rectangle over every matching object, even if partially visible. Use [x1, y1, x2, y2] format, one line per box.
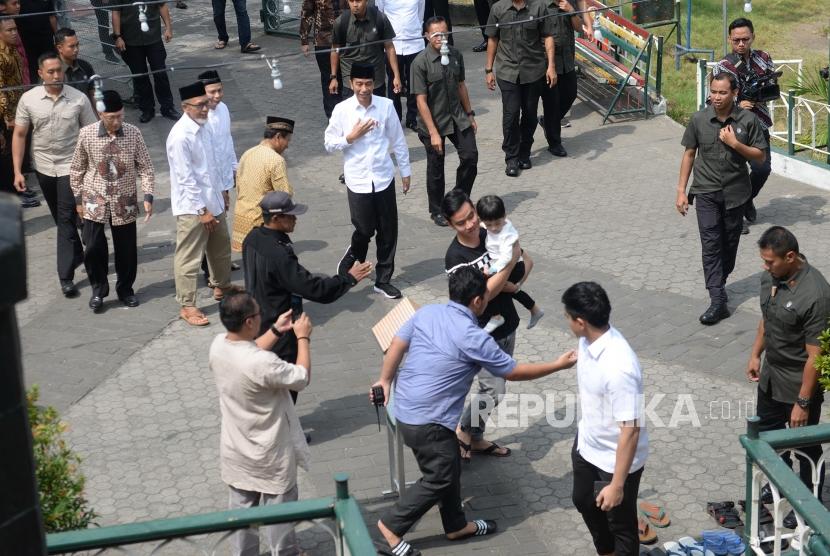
[231, 116, 293, 251]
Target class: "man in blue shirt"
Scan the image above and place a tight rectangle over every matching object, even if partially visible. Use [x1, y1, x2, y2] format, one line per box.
[370, 266, 577, 556]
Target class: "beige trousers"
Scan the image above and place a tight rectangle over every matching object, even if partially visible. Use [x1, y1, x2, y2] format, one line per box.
[174, 213, 231, 307]
[228, 484, 300, 556]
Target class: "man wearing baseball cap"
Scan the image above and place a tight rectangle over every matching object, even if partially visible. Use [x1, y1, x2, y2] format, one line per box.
[242, 191, 373, 385]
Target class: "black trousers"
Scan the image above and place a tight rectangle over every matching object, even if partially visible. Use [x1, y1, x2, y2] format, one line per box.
[693, 191, 744, 304]
[347, 181, 398, 285]
[381, 422, 467, 536]
[540, 70, 578, 147]
[82, 219, 137, 298]
[423, 0, 453, 44]
[473, 0, 491, 39]
[1, 127, 14, 194]
[509, 260, 534, 311]
[749, 130, 772, 201]
[387, 52, 419, 124]
[498, 77, 543, 163]
[36, 173, 83, 283]
[757, 384, 825, 500]
[120, 40, 175, 114]
[90, 0, 118, 59]
[419, 124, 478, 217]
[316, 46, 342, 119]
[572, 438, 643, 556]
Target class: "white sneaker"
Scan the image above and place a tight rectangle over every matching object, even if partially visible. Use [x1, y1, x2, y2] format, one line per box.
[484, 315, 505, 333]
[527, 308, 545, 329]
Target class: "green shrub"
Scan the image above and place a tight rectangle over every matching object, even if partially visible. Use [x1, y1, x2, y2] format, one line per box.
[27, 386, 97, 533]
[816, 324, 830, 393]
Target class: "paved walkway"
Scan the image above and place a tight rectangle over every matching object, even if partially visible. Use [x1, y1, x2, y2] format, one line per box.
[15, 4, 830, 554]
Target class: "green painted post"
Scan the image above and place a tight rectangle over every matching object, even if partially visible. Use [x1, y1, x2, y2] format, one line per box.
[787, 90, 795, 156]
[744, 417, 760, 556]
[655, 35, 663, 99]
[699, 59, 707, 110]
[335, 473, 349, 500]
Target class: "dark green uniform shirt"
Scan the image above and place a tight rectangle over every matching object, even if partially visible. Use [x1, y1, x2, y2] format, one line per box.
[331, 7, 396, 89]
[411, 44, 470, 137]
[681, 104, 767, 210]
[759, 259, 830, 404]
[485, 0, 554, 84]
[117, 4, 163, 46]
[549, 0, 575, 74]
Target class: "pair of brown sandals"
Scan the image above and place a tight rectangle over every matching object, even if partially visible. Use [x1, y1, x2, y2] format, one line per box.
[214, 40, 261, 53]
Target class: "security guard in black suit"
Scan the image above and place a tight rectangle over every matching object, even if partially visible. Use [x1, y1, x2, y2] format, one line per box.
[242, 192, 373, 368]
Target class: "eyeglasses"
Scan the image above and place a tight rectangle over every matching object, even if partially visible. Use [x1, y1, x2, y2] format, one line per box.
[731, 37, 751, 43]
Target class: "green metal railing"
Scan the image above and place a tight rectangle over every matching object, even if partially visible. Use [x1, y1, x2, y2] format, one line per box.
[46, 474, 374, 555]
[741, 417, 830, 555]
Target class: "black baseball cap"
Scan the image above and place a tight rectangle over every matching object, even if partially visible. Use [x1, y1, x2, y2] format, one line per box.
[260, 191, 307, 215]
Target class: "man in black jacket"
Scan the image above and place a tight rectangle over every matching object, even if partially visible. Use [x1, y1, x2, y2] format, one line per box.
[242, 191, 373, 368]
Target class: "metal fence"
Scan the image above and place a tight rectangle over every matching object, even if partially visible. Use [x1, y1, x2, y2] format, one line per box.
[46, 474, 375, 556]
[741, 418, 830, 556]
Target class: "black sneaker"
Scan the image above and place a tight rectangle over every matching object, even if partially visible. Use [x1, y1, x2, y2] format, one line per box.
[746, 201, 757, 222]
[337, 246, 356, 277]
[20, 196, 41, 208]
[472, 39, 487, 52]
[783, 509, 798, 529]
[742, 220, 750, 235]
[431, 213, 448, 227]
[699, 303, 729, 325]
[760, 484, 773, 504]
[374, 283, 402, 299]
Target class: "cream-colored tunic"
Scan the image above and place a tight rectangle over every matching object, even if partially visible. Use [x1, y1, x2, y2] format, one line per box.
[209, 334, 310, 495]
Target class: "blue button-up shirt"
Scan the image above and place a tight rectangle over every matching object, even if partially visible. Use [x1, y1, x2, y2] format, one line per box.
[393, 302, 517, 430]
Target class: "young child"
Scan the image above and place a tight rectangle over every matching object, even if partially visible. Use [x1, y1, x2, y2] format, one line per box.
[476, 195, 544, 331]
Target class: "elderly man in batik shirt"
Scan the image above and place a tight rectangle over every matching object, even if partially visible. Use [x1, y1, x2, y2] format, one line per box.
[0, 17, 26, 200]
[231, 116, 293, 251]
[70, 90, 155, 313]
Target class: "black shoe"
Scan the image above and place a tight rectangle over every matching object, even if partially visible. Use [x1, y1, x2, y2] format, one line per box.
[118, 294, 139, 307]
[61, 281, 79, 298]
[760, 484, 774, 504]
[742, 220, 750, 235]
[518, 159, 532, 170]
[89, 296, 104, 313]
[561, 116, 571, 128]
[472, 39, 487, 52]
[505, 162, 519, 177]
[405, 120, 418, 131]
[337, 246, 356, 276]
[783, 510, 798, 529]
[699, 303, 729, 325]
[230, 262, 241, 271]
[431, 213, 448, 227]
[548, 143, 567, 157]
[20, 188, 37, 198]
[338, 173, 345, 184]
[746, 201, 757, 222]
[139, 111, 154, 123]
[20, 196, 41, 208]
[374, 283, 402, 299]
[161, 108, 180, 121]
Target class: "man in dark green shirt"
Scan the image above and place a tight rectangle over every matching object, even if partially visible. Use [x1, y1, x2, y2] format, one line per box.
[412, 16, 478, 227]
[485, 0, 556, 177]
[748, 226, 830, 525]
[675, 72, 766, 325]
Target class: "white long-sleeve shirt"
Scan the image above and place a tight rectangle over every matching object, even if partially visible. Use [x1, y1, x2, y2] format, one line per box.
[324, 94, 411, 194]
[376, 0, 425, 56]
[485, 219, 520, 273]
[204, 101, 238, 192]
[166, 114, 225, 217]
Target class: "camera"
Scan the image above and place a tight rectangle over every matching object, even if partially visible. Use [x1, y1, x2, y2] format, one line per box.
[739, 70, 783, 103]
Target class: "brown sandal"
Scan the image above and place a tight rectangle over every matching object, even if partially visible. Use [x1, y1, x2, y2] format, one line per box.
[471, 441, 511, 457]
[214, 40, 226, 49]
[180, 307, 209, 327]
[241, 43, 261, 53]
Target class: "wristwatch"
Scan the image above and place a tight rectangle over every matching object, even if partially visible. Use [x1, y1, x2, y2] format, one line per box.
[329, 74, 338, 80]
[467, 110, 476, 117]
[797, 396, 811, 409]
[484, 68, 493, 74]
[111, 33, 121, 40]
[270, 324, 282, 337]
[197, 207, 207, 216]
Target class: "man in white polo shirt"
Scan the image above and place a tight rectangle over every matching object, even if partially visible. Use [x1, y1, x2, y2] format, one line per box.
[562, 281, 648, 556]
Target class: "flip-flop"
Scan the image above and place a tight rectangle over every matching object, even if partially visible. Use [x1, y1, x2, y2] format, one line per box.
[375, 540, 421, 556]
[471, 442, 511, 457]
[678, 536, 715, 556]
[453, 519, 497, 539]
[180, 308, 209, 326]
[737, 499, 773, 524]
[639, 517, 658, 545]
[662, 541, 686, 556]
[706, 503, 742, 529]
[639, 500, 671, 528]
[214, 40, 226, 49]
[241, 43, 261, 53]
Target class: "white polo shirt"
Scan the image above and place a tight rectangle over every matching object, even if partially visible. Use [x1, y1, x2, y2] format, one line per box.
[576, 326, 649, 474]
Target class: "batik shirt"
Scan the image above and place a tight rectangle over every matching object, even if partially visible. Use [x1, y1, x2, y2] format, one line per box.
[714, 50, 774, 129]
[0, 42, 23, 123]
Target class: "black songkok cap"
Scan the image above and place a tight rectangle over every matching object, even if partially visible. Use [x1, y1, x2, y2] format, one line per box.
[266, 116, 295, 133]
[350, 63, 375, 80]
[198, 70, 222, 85]
[101, 90, 123, 112]
[179, 81, 206, 102]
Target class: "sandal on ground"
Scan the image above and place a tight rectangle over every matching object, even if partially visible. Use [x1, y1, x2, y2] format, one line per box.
[662, 541, 687, 556]
[737, 499, 773, 524]
[707, 503, 742, 529]
[214, 40, 226, 49]
[241, 43, 261, 53]
[677, 536, 714, 556]
[638, 517, 658, 545]
[375, 540, 421, 556]
[639, 500, 671, 528]
[452, 519, 497, 540]
[457, 438, 471, 463]
[471, 441, 511, 457]
[180, 307, 209, 326]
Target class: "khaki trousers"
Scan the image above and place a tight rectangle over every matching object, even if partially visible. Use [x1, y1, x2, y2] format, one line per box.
[174, 213, 231, 307]
[228, 484, 300, 556]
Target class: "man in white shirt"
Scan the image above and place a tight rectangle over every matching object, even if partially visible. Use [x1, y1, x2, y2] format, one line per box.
[377, 0, 425, 130]
[167, 81, 233, 327]
[198, 69, 240, 283]
[210, 290, 313, 556]
[324, 63, 411, 300]
[563, 281, 648, 556]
